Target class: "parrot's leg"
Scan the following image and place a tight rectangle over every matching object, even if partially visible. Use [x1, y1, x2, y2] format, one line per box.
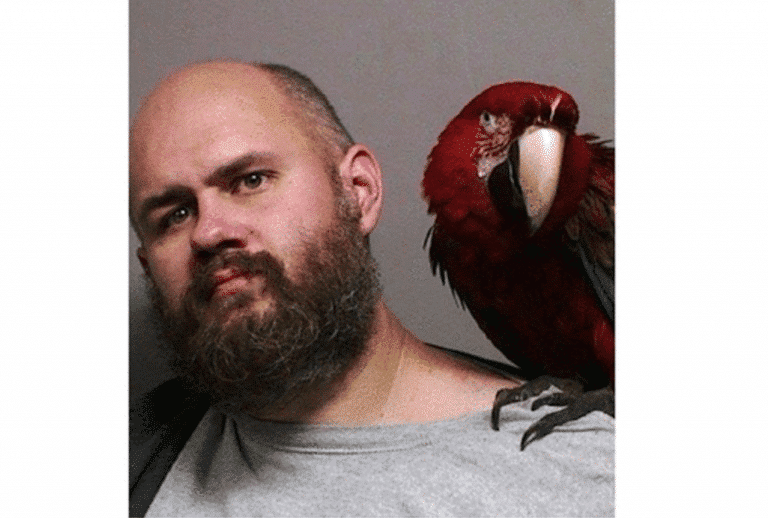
[520, 387, 614, 450]
[491, 376, 614, 450]
[491, 375, 583, 431]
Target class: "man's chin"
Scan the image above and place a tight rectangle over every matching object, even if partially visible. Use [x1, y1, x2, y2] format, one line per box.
[208, 291, 276, 326]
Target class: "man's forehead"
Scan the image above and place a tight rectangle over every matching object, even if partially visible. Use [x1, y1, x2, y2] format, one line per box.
[132, 62, 287, 135]
[129, 62, 307, 219]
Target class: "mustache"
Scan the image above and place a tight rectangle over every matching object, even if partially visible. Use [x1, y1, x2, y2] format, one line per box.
[187, 250, 287, 306]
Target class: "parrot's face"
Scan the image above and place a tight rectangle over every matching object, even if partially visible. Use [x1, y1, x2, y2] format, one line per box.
[423, 82, 581, 236]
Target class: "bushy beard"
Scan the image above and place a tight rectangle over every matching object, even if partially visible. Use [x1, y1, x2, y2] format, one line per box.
[145, 195, 381, 416]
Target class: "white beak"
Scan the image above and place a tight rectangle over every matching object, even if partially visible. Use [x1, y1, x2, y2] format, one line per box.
[517, 126, 566, 233]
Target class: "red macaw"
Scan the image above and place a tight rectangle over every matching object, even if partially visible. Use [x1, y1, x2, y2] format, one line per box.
[422, 82, 614, 450]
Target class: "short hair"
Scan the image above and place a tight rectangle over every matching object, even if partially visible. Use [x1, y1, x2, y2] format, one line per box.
[254, 63, 355, 164]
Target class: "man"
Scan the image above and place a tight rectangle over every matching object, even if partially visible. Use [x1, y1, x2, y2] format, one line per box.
[129, 60, 614, 517]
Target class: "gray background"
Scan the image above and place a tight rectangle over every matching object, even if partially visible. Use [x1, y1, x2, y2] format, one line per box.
[130, 0, 614, 404]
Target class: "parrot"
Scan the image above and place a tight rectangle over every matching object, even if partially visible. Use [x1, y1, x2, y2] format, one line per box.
[421, 81, 614, 450]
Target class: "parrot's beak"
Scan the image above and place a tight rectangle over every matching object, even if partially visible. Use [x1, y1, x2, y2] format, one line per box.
[516, 126, 566, 234]
[486, 125, 566, 235]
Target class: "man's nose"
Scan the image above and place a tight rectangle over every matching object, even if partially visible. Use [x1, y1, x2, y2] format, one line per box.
[190, 194, 248, 255]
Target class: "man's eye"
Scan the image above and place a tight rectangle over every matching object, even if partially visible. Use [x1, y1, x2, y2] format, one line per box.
[235, 171, 266, 192]
[162, 206, 191, 229]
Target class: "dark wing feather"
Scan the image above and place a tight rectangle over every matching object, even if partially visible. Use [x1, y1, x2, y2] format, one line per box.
[424, 223, 468, 310]
[565, 135, 615, 324]
[577, 240, 614, 325]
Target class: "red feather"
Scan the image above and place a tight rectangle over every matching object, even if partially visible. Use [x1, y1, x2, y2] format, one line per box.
[423, 82, 614, 388]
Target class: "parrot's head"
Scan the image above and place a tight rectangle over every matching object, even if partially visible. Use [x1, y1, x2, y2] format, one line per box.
[423, 82, 591, 240]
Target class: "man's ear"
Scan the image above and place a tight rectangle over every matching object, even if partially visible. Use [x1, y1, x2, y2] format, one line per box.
[137, 246, 151, 276]
[337, 144, 384, 236]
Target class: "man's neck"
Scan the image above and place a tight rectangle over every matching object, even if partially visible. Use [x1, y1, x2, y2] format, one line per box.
[251, 300, 519, 426]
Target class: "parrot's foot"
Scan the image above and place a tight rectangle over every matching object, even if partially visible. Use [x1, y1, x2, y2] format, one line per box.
[490, 376, 582, 431]
[519, 387, 614, 450]
[490, 376, 614, 450]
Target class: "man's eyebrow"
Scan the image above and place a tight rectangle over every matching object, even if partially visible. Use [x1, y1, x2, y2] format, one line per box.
[136, 186, 193, 229]
[204, 151, 280, 186]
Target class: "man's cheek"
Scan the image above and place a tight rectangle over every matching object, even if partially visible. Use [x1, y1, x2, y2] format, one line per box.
[153, 269, 188, 316]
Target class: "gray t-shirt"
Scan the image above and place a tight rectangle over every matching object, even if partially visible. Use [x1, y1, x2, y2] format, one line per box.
[146, 396, 614, 517]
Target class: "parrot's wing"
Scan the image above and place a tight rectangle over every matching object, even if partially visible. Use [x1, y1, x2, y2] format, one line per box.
[577, 240, 614, 325]
[565, 135, 614, 325]
[425, 223, 469, 310]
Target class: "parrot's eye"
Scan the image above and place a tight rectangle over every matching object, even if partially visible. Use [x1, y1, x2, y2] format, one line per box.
[480, 111, 497, 132]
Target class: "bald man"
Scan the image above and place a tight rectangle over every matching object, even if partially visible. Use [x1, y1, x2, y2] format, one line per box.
[129, 61, 614, 517]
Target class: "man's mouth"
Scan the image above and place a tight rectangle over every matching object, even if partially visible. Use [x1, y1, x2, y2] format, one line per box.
[189, 251, 284, 308]
[211, 268, 255, 299]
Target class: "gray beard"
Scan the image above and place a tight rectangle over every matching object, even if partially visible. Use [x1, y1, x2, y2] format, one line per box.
[145, 198, 381, 415]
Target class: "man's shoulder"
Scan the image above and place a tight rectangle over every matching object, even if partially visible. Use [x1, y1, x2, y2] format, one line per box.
[131, 378, 209, 439]
[130, 378, 210, 518]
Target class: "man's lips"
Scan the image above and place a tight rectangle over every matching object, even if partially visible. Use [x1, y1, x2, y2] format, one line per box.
[190, 251, 282, 305]
[210, 268, 256, 298]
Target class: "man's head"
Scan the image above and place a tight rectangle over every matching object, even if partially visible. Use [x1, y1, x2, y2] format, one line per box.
[130, 61, 384, 413]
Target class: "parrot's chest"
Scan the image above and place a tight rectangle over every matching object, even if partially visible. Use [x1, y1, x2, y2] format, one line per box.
[447, 240, 609, 380]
